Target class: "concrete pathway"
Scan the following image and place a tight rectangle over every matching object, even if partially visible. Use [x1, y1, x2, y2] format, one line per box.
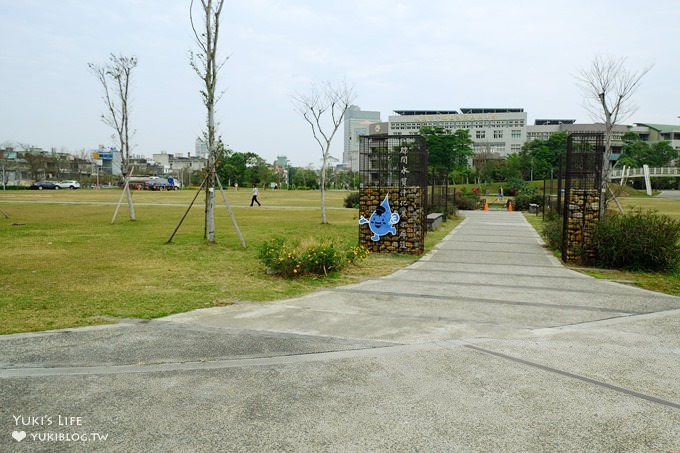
[658, 190, 680, 199]
[2, 211, 679, 452]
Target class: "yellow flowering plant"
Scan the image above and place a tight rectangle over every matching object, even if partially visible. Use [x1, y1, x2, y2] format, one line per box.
[258, 237, 369, 278]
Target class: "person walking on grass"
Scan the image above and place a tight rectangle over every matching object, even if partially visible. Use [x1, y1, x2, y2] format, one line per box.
[250, 184, 261, 207]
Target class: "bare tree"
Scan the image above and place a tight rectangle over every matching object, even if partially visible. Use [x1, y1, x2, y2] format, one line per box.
[292, 80, 356, 224]
[167, 0, 244, 246]
[190, 0, 226, 242]
[576, 55, 652, 215]
[89, 54, 138, 221]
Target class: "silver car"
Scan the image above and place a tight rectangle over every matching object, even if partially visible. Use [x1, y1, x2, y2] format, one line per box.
[56, 180, 81, 189]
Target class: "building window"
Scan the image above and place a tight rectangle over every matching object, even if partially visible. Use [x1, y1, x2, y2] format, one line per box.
[493, 130, 503, 139]
[511, 130, 521, 139]
[476, 130, 486, 139]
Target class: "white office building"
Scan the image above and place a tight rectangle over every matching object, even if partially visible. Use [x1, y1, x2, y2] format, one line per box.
[388, 108, 527, 158]
[343, 105, 381, 171]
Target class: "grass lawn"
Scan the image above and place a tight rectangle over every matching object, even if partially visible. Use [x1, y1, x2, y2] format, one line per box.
[524, 191, 680, 297]
[0, 189, 460, 334]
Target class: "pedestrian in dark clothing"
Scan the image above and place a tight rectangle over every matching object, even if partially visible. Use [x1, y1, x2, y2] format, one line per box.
[250, 184, 261, 207]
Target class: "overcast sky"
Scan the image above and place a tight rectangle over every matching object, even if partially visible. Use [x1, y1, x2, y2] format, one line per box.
[1, 0, 678, 167]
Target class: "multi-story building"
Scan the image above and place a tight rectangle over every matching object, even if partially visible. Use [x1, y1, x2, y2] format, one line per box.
[343, 105, 381, 171]
[632, 123, 680, 152]
[93, 146, 122, 175]
[1, 146, 92, 186]
[526, 121, 674, 155]
[194, 138, 208, 159]
[271, 155, 290, 188]
[388, 108, 527, 158]
[152, 152, 206, 175]
[526, 119, 576, 141]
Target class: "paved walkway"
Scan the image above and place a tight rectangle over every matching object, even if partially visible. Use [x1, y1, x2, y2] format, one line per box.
[2, 211, 679, 452]
[658, 190, 680, 199]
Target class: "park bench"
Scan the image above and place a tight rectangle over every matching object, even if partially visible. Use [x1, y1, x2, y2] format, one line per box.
[427, 213, 444, 231]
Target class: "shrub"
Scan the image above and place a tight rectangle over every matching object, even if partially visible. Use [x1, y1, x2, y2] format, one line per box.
[453, 193, 481, 210]
[344, 192, 360, 209]
[507, 183, 542, 211]
[591, 210, 680, 271]
[258, 237, 369, 278]
[541, 210, 563, 251]
[504, 177, 530, 196]
[513, 192, 543, 211]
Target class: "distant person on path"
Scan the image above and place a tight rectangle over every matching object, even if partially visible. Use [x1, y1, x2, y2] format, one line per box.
[250, 184, 261, 207]
[498, 186, 504, 200]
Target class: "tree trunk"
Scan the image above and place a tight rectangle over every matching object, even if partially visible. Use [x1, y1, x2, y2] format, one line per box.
[320, 154, 327, 224]
[205, 186, 215, 242]
[125, 184, 136, 221]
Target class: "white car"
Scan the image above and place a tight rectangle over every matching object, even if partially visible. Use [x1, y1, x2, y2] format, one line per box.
[56, 180, 81, 189]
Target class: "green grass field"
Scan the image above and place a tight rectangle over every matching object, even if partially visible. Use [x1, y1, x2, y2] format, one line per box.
[0, 189, 458, 334]
[3, 187, 678, 334]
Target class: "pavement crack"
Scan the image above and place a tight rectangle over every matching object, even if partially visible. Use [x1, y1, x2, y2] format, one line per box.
[463, 344, 680, 410]
[330, 287, 642, 314]
[0, 343, 420, 379]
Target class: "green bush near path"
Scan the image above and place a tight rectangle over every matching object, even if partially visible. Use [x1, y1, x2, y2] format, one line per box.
[592, 210, 680, 271]
[0, 190, 460, 334]
[524, 194, 680, 296]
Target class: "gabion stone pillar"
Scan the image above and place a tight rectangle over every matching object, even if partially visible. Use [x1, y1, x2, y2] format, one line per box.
[563, 189, 599, 264]
[561, 133, 603, 265]
[358, 134, 427, 255]
[359, 187, 424, 255]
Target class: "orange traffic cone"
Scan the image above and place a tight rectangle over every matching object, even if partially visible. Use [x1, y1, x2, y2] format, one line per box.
[483, 200, 489, 211]
[507, 200, 513, 211]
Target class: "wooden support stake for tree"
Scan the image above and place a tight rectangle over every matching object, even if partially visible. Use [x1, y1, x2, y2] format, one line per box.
[111, 167, 135, 224]
[607, 184, 624, 215]
[216, 173, 246, 248]
[166, 176, 207, 244]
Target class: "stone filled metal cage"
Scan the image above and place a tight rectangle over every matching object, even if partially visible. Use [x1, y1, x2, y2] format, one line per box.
[561, 133, 604, 264]
[358, 134, 428, 254]
[358, 135, 428, 189]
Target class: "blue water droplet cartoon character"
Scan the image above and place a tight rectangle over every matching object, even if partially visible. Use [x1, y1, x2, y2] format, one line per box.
[359, 195, 400, 241]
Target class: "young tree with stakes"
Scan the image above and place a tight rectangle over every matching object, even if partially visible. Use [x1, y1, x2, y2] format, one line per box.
[576, 55, 652, 215]
[292, 80, 356, 224]
[190, 0, 225, 242]
[89, 54, 138, 221]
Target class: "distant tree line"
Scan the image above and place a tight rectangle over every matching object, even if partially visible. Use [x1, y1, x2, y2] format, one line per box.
[213, 140, 358, 190]
[418, 127, 677, 188]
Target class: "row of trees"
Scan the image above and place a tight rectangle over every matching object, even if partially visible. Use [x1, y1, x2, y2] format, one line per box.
[470, 131, 676, 186]
[89, 0, 662, 244]
[213, 143, 359, 190]
[619, 133, 678, 168]
[91, 0, 354, 234]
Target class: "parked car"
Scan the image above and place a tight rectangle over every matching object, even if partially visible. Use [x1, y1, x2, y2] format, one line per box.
[29, 181, 60, 190]
[56, 180, 81, 189]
